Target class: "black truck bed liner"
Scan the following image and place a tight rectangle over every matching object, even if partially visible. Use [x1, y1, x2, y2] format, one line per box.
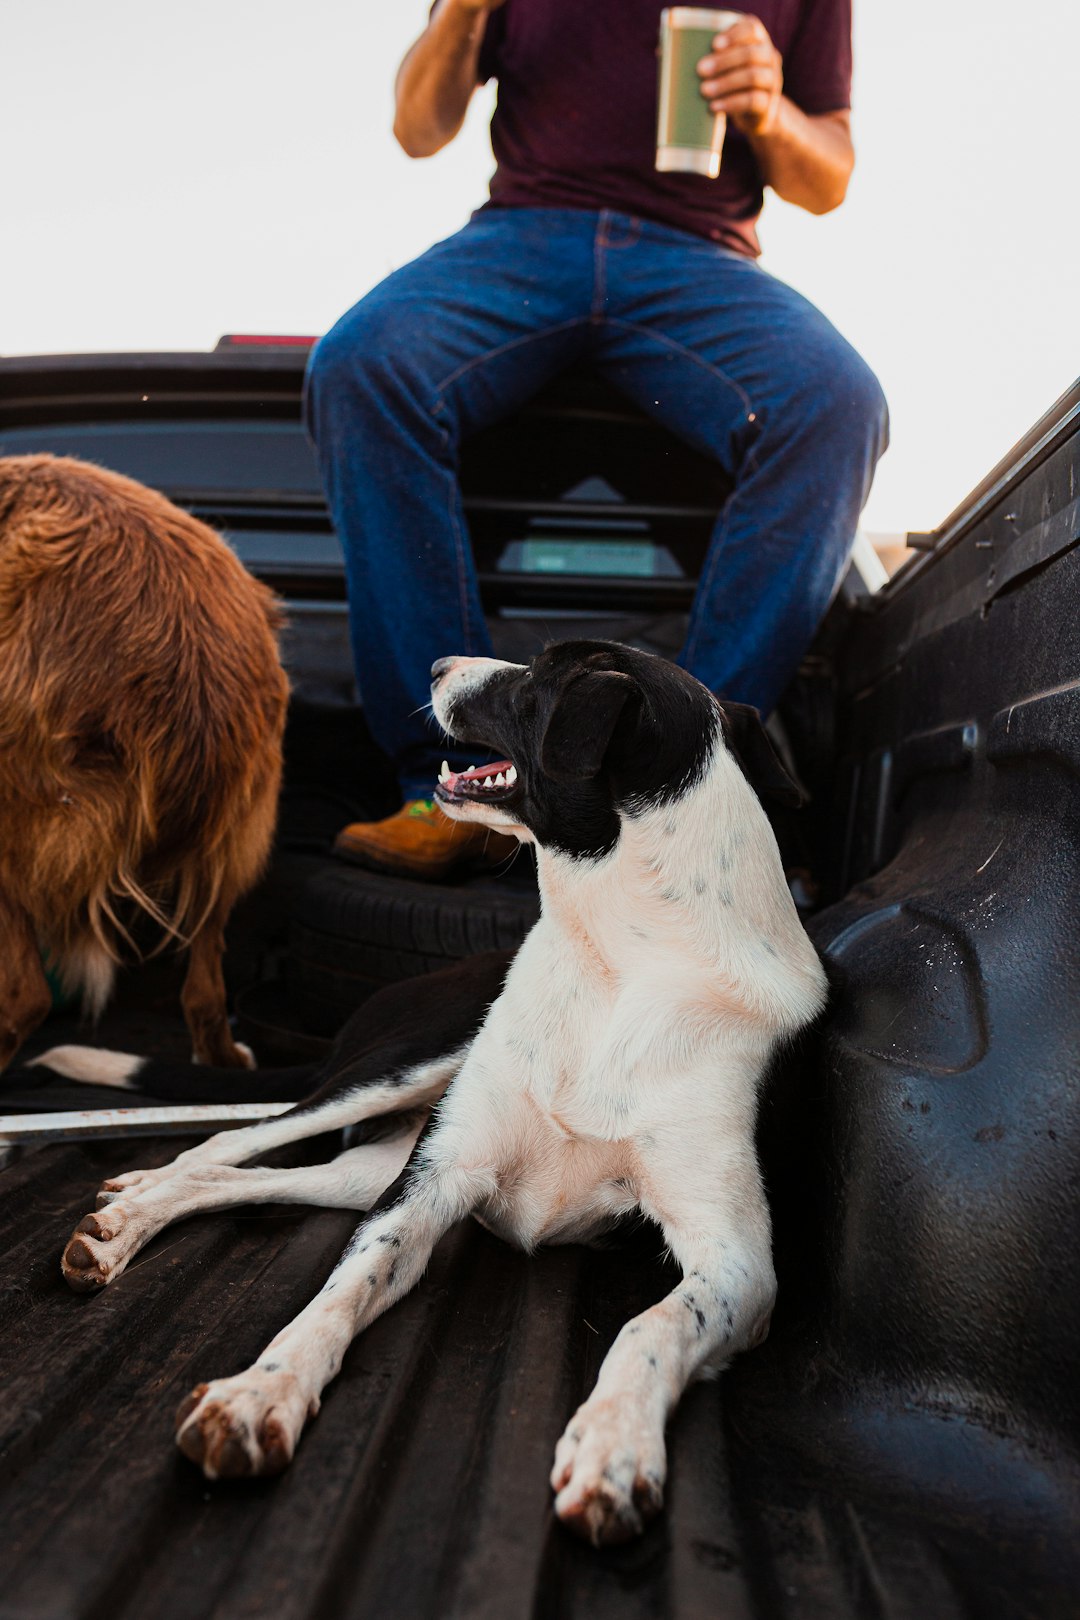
[0, 1152, 1045, 1620]
[0, 1122, 1066, 1620]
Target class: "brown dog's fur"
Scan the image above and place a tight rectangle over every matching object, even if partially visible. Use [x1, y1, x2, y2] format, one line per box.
[0, 454, 288, 1071]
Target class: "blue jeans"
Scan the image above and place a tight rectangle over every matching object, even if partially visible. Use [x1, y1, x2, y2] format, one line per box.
[304, 207, 888, 801]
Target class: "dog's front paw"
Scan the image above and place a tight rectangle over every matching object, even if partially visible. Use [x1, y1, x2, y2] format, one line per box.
[174, 1367, 314, 1479]
[550, 1396, 666, 1546]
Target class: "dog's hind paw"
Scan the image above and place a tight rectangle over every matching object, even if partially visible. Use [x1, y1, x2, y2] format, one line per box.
[551, 1396, 666, 1546]
[174, 1367, 313, 1479]
[61, 1178, 175, 1290]
[61, 1211, 123, 1291]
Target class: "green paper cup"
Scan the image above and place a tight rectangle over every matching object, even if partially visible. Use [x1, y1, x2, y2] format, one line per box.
[657, 7, 744, 179]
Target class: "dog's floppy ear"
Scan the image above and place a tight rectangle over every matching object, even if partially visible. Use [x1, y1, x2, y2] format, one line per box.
[540, 670, 636, 783]
[719, 701, 806, 807]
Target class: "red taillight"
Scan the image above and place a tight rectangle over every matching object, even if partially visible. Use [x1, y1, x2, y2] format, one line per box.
[214, 334, 319, 350]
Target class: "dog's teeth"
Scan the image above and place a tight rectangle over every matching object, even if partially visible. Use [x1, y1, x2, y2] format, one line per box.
[483, 776, 494, 788]
[495, 772, 506, 787]
[506, 765, 517, 784]
[439, 761, 450, 782]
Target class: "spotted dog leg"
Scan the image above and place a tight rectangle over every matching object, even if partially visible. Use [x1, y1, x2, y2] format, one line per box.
[60, 1128, 423, 1292]
[551, 1158, 776, 1546]
[74, 1049, 469, 1223]
[174, 1146, 497, 1479]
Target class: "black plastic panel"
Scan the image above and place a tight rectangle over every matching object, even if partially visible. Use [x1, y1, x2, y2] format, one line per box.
[732, 397, 1080, 1606]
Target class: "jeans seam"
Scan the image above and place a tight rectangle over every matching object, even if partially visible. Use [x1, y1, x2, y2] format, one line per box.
[602, 316, 759, 420]
[431, 318, 591, 399]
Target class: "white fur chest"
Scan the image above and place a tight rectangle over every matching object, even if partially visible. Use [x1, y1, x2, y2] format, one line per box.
[476, 746, 827, 1144]
[478, 919, 739, 1148]
[483, 923, 619, 1134]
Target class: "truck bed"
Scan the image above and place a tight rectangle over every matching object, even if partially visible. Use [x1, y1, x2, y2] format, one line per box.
[0, 1116, 1062, 1620]
[2, 356, 1079, 1618]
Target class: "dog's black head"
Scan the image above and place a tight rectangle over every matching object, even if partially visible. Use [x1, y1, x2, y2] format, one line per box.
[430, 641, 800, 860]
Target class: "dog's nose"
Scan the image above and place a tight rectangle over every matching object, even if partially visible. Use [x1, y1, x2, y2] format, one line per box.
[430, 657, 456, 686]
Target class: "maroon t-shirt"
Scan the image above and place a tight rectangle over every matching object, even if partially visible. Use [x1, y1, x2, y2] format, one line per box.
[474, 0, 852, 257]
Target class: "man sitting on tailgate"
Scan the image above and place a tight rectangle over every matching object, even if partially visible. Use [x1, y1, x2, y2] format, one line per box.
[305, 0, 887, 880]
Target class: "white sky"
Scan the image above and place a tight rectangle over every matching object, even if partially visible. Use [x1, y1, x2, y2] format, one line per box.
[3, 0, 1077, 536]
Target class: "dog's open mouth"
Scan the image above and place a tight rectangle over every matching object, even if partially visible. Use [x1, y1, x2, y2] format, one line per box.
[434, 759, 519, 806]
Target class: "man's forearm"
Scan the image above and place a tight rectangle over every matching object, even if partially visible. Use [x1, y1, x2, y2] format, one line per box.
[394, 0, 489, 159]
[747, 103, 853, 215]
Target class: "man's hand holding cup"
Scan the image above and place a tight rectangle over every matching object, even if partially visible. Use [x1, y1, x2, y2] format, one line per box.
[697, 15, 784, 137]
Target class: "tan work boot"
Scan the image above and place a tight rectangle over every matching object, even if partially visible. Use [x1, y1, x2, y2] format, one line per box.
[333, 799, 518, 881]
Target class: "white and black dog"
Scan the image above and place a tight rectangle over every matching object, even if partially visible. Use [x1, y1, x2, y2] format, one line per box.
[49, 641, 827, 1546]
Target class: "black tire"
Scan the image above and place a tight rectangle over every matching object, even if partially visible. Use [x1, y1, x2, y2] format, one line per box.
[286, 861, 539, 1025]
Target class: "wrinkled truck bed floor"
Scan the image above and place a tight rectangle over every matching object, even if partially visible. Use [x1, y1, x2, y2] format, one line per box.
[0, 981, 1068, 1620]
[0, 1142, 1061, 1620]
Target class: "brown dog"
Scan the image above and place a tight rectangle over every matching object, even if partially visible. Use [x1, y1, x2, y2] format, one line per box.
[0, 454, 288, 1071]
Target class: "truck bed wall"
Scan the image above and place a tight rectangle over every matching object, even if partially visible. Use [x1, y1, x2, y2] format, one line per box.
[738, 391, 1080, 1555]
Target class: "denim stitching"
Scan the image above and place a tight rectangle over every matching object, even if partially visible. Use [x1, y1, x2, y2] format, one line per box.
[606, 218, 643, 251]
[431, 318, 591, 400]
[602, 316, 759, 420]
